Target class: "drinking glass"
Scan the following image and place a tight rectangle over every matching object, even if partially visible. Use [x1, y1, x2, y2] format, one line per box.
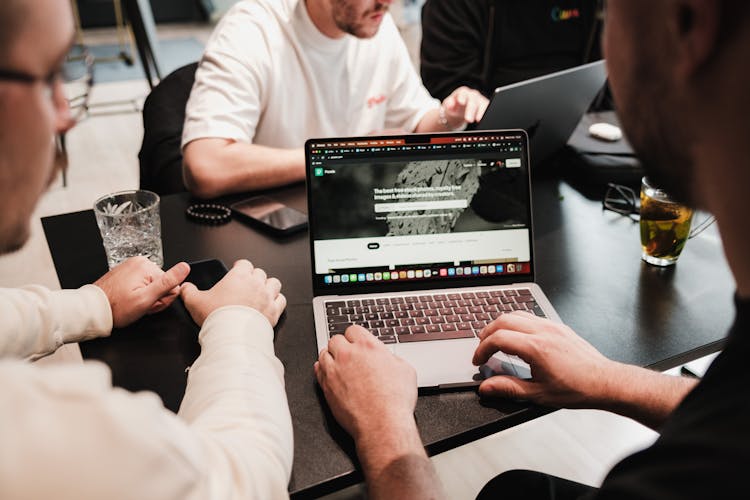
[93, 189, 163, 269]
[639, 177, 693, 266]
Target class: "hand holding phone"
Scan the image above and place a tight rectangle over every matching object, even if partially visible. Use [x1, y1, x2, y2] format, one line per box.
[230, 195, 308, 236]
[181, 259, 287, 327]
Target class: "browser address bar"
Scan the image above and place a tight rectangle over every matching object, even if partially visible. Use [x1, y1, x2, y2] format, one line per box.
[373, 199, 469, 213]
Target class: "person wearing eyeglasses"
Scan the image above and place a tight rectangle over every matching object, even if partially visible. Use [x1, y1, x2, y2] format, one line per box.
[315, 1, 750, 498]
[0, 1, 292, 498]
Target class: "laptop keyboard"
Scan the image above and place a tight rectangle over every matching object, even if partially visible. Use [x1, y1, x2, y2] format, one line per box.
[325, 289, 545, 344]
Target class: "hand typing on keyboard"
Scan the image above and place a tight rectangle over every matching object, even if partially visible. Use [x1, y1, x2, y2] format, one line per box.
[473, 311, 615, 408]
[325, 289, 545, 344]
[315, 325, 417, 439]
[314, 326, 444, 497]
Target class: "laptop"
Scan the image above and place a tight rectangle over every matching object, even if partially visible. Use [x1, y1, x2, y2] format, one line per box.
[477, 60, 607, 166]
[305, 129, 561, 390]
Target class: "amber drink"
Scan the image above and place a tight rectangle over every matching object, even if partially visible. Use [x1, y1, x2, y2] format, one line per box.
[640, 177, 693, 266]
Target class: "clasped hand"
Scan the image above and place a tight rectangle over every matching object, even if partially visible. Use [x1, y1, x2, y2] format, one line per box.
[94, 256, 285, 328]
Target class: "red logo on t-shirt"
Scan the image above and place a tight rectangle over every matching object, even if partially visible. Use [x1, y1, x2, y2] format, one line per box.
[367, 94, 386, 108]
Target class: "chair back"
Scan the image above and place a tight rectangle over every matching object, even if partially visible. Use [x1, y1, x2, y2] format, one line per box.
[138, 62, 198, 195]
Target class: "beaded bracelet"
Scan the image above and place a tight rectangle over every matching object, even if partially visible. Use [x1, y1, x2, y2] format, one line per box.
[438, 104, 452, 130]
[185, 203, 231, 224]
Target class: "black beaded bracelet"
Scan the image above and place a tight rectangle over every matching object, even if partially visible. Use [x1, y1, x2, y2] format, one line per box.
[185, 203, 231, 224]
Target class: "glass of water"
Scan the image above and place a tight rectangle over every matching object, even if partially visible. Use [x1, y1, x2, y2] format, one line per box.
[93, 189, 163, 269]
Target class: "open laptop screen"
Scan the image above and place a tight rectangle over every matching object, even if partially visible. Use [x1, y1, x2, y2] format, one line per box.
[305, 130, 534, 295]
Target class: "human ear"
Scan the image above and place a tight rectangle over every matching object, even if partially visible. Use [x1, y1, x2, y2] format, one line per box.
[670, 0, 721, 79]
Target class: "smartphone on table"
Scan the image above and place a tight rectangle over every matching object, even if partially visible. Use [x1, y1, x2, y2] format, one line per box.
[230, 195, 308, 236]
[185, 258, 228, 290]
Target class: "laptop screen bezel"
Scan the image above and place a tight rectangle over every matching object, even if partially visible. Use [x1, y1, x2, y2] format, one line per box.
[305, 129, 536, 297]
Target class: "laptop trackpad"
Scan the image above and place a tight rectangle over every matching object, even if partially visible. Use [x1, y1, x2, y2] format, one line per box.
[394, 339, 481, 388]
[394, 339, 531, 389]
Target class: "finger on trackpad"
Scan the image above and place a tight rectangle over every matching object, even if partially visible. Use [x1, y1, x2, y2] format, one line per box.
[480, 353, 532, 380]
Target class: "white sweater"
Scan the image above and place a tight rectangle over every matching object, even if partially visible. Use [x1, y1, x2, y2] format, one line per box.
[0, 284, 293, 499]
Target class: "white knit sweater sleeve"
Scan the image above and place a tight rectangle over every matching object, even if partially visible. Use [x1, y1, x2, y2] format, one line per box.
[0, 284, 112, 360]
[0, 305, 293, 499]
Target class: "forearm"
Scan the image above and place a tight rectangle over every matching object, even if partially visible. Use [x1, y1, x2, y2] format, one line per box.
[356, 419, 445, 500]
[183, 139, 305, 199]
[178, 306, 293, 495]
[4, 345, 289, 500]
[594, 361, 698, 430]
[0, 285, 111, 361]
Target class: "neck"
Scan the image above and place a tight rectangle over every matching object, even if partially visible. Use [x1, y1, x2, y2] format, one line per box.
[686, 23, 750, 300]
[304, 0, 345, 39]
[693, 136, 750, 300]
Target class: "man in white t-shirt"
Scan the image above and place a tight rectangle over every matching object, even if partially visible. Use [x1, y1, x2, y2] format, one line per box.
[182, 0, 488, 198]
[1, 1, 293, 498]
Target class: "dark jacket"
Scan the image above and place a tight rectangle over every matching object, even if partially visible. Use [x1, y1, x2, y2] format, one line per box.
[420, 0, 602, 100]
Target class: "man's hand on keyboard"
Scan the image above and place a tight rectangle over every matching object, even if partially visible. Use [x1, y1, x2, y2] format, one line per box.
[314, 326, 446, 499]
[315, 326, 446, 500]
[473, 311, 616, 408]
[315, 325, 417, 440]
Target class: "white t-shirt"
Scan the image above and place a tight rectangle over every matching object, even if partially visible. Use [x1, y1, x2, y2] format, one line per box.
[182, 0, 438, 149]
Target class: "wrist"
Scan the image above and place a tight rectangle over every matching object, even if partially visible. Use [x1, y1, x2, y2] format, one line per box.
[589, 360, 632, 409]
[355, 416, 425, 475]
[591, 361, 697, 428]
[438, 104, 466, 132]
[198, 305, 274, 350]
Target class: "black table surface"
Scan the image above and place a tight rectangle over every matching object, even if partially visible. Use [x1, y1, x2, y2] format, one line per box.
[42, 175, 733, 497]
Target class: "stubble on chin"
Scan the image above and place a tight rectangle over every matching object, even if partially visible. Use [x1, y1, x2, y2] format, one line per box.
[0, 142, 59, 256]
[333, 1, 387, 38]
[625, 91, 696, 205]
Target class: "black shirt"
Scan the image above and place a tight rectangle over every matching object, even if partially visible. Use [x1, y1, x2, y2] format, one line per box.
[592, 295, 750, 499]
[420, 0, 602, 100]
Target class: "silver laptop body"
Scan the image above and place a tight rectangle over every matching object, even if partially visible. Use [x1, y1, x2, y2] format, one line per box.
[305, 130, 561, 389]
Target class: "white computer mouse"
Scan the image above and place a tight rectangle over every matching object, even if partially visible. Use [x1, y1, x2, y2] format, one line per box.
[588, 122, 623, 142]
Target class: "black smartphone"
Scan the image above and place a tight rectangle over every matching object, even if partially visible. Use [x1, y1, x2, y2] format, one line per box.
[230, 195, 308, 236]
[185, 258, 228, 290]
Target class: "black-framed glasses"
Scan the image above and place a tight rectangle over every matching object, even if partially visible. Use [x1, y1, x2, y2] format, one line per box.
[61, 49, 95, 124]
[0, 49, 94, 124]
[604, 181, 717, 238]
[603, 182, 640, 222]
[0, 68, 40, 84]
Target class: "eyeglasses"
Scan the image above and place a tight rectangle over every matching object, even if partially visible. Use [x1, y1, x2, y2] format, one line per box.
[603, 182, 640, 222]
[0, 50, 94, 124]
[62, 50, 95, 123]
[1, 49, 95, 188]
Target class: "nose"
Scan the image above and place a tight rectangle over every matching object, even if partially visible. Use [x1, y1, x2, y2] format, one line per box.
[55, 107, 76, 134]
[52, 79, 76, 134]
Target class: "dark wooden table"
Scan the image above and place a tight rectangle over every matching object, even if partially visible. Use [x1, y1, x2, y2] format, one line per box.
[42, 174, 733, 497]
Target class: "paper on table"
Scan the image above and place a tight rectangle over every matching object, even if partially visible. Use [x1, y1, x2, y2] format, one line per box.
[681, 351, 720, 378]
